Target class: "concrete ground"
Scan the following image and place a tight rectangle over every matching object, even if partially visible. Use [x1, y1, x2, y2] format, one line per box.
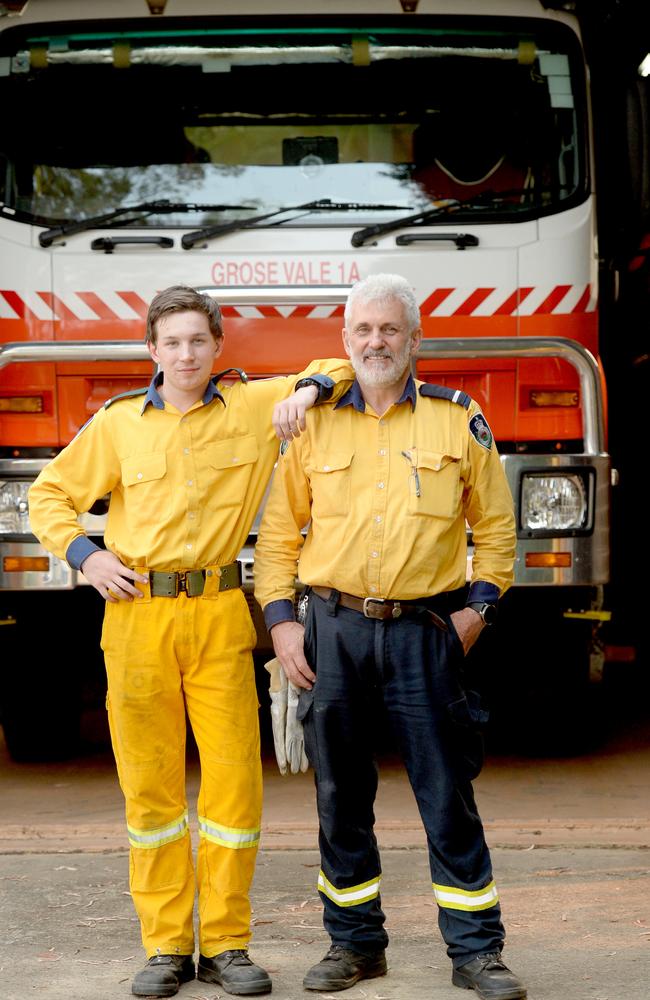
[1, 845, 649, 1000]
[1, 670, 649, 1000]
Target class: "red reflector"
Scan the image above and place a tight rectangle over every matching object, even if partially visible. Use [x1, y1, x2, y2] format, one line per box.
[604, 645, 637, 664]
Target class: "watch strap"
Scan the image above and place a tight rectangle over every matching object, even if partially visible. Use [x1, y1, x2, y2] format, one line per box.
[294, 374, 334, 403]
[466, 601, 497, 625]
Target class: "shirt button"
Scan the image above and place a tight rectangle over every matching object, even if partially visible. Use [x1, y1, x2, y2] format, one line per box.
[371, 551, 379, 558]
[323, 465, 330, 471]
[375, 515, 382, 523]
[369, 585, 377, 593]
[183, 448, 190, 455]
[136, 472, 143, 480]
[186, 543, 192, 550]
[187, 480, 193, 486]
[232, 457, 238, 463]
[378, 449, 386, 456]
[377, 481, 385, 489]
[188, 512, 195, 519]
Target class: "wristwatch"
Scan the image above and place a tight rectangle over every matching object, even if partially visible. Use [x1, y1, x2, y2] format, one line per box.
[294, 376, 334, 402]
[466, 602, 498, 625]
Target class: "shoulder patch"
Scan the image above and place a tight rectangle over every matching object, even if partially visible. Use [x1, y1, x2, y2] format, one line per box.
[104, 387, 148, 409]
[419, 383, 471, 409]
[469, 412, 494, 450]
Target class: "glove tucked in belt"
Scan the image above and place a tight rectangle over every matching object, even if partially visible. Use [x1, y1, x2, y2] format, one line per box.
[311, 586, 449, 631]
[149, 561, 241, 597]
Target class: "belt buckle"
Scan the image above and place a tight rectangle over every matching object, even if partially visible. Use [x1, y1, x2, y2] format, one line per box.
[176, 572, 186, 595]
[362, 597, 385, 619]
[362, 597, 402, 620]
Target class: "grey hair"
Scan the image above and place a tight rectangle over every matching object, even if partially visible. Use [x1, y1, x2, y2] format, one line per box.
[344, 273, 421, 331]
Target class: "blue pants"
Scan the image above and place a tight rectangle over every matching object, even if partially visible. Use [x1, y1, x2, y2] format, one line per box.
[299, 589, 505, 967]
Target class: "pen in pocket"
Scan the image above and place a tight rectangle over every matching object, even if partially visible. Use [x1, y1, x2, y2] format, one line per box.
[401, 449, 421, 498]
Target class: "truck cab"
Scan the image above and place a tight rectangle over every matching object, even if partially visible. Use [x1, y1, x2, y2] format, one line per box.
[1, 0, 648, 759]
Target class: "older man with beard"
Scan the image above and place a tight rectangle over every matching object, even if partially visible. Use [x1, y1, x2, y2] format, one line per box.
[254, 273, 526, 1000]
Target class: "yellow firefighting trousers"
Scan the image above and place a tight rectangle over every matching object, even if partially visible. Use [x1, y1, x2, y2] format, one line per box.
[101, 578, 262, 958]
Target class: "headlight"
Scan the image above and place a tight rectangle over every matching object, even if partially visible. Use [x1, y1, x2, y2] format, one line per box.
[0, 480, 32, 534]
[520, 472, 588, 532]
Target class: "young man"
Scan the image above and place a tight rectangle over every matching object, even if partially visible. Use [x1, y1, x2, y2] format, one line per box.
[28, 285, 353, 998]
[254, 274, 526, 999]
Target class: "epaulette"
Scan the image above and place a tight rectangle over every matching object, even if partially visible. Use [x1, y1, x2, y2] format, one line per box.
[214, 367, 249, 384]
[104, 387, 148, 409]
[419, 383, 471, 409]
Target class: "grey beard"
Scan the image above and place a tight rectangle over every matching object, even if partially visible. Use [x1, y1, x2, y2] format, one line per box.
[352, 348, 412, 388]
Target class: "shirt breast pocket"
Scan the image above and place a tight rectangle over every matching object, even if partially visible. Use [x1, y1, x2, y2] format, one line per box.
[121, 452, 171, 524]
[204, 434, 259, 511]
[409, 450, 462, 518]
[309, 451, 353, 518]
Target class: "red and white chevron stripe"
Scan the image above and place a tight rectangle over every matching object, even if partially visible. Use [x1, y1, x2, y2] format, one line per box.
[0, 289, 150, 323]
[0, 285, 596, 322]
[419, 284, 596, 316]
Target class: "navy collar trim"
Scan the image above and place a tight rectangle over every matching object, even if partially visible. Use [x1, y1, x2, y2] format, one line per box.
[334, 373, 417, 412]
[141, 372, 225, 413]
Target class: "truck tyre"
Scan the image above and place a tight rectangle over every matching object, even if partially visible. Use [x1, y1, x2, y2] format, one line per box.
[1, 685, 82, 762]
[480, 613, 606, 757]
[0, 592, 98, 762]
[0, 637, 82, 762]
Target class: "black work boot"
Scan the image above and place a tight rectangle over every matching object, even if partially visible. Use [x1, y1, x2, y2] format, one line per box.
[452, 952, 526, 1000]
[303, 945, 387, 992]
[197, 950, 272, 996]
[132, 954, 195, 997]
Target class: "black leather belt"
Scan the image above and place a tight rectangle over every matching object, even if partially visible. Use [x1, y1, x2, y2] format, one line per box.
[149, 561, 241, 598]
[311, 586, 449, 632]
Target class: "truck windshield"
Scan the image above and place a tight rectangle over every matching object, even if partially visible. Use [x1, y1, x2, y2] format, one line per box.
[0, 19, 587, 229]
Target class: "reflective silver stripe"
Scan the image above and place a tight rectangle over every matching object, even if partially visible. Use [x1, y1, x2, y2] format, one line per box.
[198, 815, 260, 849]
[452, 389, 461, 403]
[127, 810, 189, 851]
[318, 870, 381, 908]
[432, 880, 499, 912]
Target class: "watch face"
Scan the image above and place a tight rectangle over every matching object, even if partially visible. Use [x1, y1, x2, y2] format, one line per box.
[481, 604, 497, 624]
[469, 602, 497, 624]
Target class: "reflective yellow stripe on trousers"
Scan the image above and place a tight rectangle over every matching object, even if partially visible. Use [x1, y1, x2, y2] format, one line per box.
[128, 810, 189, 850]
[432, 880, 499, 911]
[198, 816, 260, 849]
[318, 870, 382, 907]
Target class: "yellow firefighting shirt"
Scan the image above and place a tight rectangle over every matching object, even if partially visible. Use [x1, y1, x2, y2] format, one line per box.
[28, 360, 353, 572]
[254, 377, 516, 618]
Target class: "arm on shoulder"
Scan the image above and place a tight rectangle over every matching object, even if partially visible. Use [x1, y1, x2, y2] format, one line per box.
[272, 358, 354, 439]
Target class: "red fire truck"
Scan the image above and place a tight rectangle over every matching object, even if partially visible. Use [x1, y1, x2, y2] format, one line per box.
[1, 0, 648, 759]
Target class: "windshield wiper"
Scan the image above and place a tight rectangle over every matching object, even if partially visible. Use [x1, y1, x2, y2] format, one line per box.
[350, 188, 545, 247]
[181, 199, 409, 249]
[39, 200, 256, 248]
